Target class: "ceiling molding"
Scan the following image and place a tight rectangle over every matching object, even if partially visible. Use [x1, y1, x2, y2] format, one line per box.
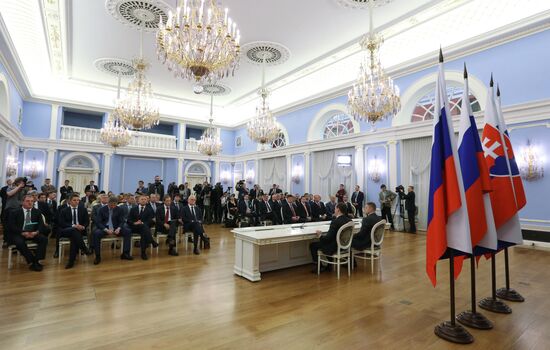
[0, 14, 31, 98]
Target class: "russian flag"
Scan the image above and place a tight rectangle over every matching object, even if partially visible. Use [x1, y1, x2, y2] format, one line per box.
[426, 52, 472, 287]
[457, 65, 498, 254]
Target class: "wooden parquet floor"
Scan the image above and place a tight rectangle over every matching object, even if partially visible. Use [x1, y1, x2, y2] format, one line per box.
[0, 226, 549, 350]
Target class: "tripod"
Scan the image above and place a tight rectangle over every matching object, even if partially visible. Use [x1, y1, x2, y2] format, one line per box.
[391, 196, 406, 232]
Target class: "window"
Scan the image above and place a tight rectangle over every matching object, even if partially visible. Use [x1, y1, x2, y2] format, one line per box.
[323, 114, 355, 139]
[411, 86, 481, 123]
[271, 130, 287, 149]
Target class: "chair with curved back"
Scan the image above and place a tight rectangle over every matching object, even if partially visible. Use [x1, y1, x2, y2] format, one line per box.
[317, 220, 356, 279]
[352, 219, 386, 274]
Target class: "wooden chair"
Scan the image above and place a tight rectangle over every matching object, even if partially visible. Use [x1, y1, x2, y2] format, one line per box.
[352, 219, 386, 274]
[7, 242, 37, 269]
[154, 227, 178, 254]
[58, 236, 90, 264]
[317, 220, 356, 279]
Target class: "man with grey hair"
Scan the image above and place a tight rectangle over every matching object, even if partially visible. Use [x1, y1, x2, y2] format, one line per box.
[180, 195, 210, 255]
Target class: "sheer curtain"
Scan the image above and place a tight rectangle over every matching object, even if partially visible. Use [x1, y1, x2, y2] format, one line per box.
[401, 137, 432, 230]
[312, 148, 354, 200]
[259, 157, 286, 192]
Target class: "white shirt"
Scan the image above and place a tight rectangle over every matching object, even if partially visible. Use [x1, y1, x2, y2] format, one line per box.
[70, 206, 79, 225]
[164, 205, 172, 221]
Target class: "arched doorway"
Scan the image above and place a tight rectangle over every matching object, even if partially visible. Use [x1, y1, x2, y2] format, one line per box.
[58, 152, 100, 195]
[184, 161, 211, 191]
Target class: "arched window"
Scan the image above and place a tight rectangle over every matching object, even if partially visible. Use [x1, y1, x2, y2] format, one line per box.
[323, 114, 355, 139]
[271, 130, 287, 149]
[411, 86, 481, 123]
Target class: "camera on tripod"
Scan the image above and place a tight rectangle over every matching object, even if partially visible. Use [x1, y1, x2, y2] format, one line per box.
[395, 185, 405, 194]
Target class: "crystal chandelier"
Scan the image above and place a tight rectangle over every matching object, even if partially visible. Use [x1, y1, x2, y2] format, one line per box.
[115, 27, 160, 130]
[247, 58, 279, 145]
[348, 3, 400, 129]
[101, 74, 132, 148]
[197, 93, 222, 157]
[156, 0, 241, 90]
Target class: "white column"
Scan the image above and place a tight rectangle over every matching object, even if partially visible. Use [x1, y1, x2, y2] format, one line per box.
[0, 137, 7, 185]
[49, 104, 59, 140]
[354, 145, 364, 191]
[177, 157, 184, 184]
[254, 158, 259, 185]
[178, 123, 186, 151]
[102, 152, 112, 191]
[285, 154, 291, 193]
[304, 151, 311, 194]
[46, 148, 56, 180]
[388, 140, 398, 189]
[214, 159, 220, 184]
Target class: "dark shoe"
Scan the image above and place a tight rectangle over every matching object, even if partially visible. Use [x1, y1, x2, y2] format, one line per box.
[53, 251, 59, 259]
[151, 241, 159, 248]
[65, 261, 75, 269]
[83, 248, 93, 256]
[29, 263, 43, 272]
[187, 236, 194, 243]
[141, 252, 148, 260]
[94, 256, 101, 265]
[193, 248, 200, 255]
[168, 249, 179, 257]
[120, 253, 134, 260]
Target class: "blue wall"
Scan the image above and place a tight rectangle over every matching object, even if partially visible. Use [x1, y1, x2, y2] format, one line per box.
[220, 129, 235, 155]
[291, 153, 305, 195]
[62, 109, 104, 129]
[21, 102, 51, 138]
[144, 122, 175, 136]
[365, 144, 387, 203]
[186, 126, 204, 139]
[0, 61, 23, 130]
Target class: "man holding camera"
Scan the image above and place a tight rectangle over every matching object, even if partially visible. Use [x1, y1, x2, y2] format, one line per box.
[379, 185, 397, 230]
[148, 176, 165, 200]
[402, 186, 416, 233]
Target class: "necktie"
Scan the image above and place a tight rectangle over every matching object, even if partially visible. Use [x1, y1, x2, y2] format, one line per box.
[139, 206, 144, 215]
[266, 201, 271, 212]
[165, 207, 170, 223]
[303, 203, 309, 216]
[24, 209, 31, 227]
[72, 208, 77, 225]
[108, 209, 114, 230]
[290, 203, 296, 216]
[191, 206, 196, 220]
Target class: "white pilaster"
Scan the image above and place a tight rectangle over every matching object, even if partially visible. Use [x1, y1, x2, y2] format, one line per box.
[177, 157, 184, 184]
[388, 140, 398, 189]
[304, 151, 310, 194]
[46, 148, 56, 180]
[178, 123, 186, 151]
[49, 104, 59, 140]
[0, 137, 7, 185]
[253, 158, 259, 185]
[285, 154, 291, 193]
[102, 152, 112, 191]
[354, 145, 364, 191]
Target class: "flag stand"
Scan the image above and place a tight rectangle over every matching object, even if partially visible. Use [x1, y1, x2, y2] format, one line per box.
[478, 253, 512, 313]
[456, 255, 493, 329]
[434, 251, 474, 344]
[496, 247, 525, 302]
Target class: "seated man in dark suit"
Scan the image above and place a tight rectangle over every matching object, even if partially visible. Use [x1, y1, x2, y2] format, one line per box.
[269, 194, 282, 225]
[295, 195, 312, 223]
[325, 195, 338, 219]
[6, 195, 48, 271]
[280, 195, 300, 224]
[311, 195, 328, 222]
[93, 196, 133, 265]
[127, 195, 158, 260]
[342, 195, 355, 218]
[238, 194, 259, 226]
[180, 195, 209, 255]
[352, 202, 382, 251]
[37, 192, 54, 227]
[58, 193, 92, 269]
[309, 203, 351, 272]
[155, 195, 179, 256]
[257, 194, 275, 223]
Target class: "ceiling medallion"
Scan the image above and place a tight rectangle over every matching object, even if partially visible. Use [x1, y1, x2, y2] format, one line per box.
[241, 41, 290, 66]
[335, 0, 395, 9]
[202, 82, 231, 96]
[94, 58, 136, 77]
[105, 0, 170, 32]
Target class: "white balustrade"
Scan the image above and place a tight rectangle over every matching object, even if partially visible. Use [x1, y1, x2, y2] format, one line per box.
[185, 138, 198, 152]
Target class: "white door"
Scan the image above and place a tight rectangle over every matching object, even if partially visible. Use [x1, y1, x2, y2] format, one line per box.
[186, 175, 206, 194]
[65, 171, 94, 195]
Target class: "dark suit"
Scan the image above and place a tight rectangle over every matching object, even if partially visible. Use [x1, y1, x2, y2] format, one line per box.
[181, 205, 207, 248]
[58, 205, 90, 263]
[118, 203, 134, 223]
[37, 201, 54, 225]
[238, 199, 259, 225]
[135, 186, 149, 195]
[351, 191, 365, 217]
[155, 204, 179, 248]
[403, 191, 416, 232]
[59, 185, 73, 201]
[295, 201, 312, 222]
[127, 205, 155, 252]
[269, 200, 282, 225]
[148, 182, 164, 200]
[344, 202, 354, 218]
[257, 200, 275, 222]
[310, 215, 352, 262]
[93, 205, 131, 256]
[352, 213, 382, 250]
[311, 201, 328, 222]
[268, 188, 282, 196]
[84, 184, 99, 194]
[6, 207, 48, 264]
[280, 201, 298, 224]
[325, 201, 337, 218]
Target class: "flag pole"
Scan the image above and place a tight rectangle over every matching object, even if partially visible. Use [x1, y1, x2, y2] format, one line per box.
[479, 252, 512, 313]
[456, 255, 493, 329]
[496, 247, 525, 301]
[434, 249, 474, 344]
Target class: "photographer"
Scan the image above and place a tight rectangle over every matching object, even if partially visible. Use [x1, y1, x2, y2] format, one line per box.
[148, 176, 165, 200]
[235, 180, 248, 201]
[379, 185, 397, 230]
[211, 182, 223, 224]
[5, 177, 29, 212]
[193, 183, 204, 211]
[400, 185, 416, 233]
[201, 182, 212, 224]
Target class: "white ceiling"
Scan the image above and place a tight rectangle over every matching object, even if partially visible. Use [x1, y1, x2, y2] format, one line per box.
[1, 0, 550, 127]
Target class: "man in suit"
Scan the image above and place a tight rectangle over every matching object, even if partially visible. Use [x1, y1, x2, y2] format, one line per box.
[84, 180, 99, 195]
[211, 182, 223, 224]
[6, 195, 48, 271]
[91, 194, 109, 231]
[172, 193, 184, 213]
[280, 195, 300, 224]
[155, 195, 179, 256]
[81, 190, 94, 208]
[311, 195, 328, 222]
[127, 195, 158, 260]
[40, 178, 56, 195]
[59, 180, 73, 202]
[309, 203, 352, 272]
[269, 194, 282, 225]
[257, 194, 275, 223]
[238, 194, 258, 226]
[351, 185, 365, 217]
[47, 191, 58, 224]
[135, 180, 148, 195]
[342, 195, 355, 218]
[335, 184, 346, 203]
[148, 176, 164, 200]
[379, 185, 397, 230]
[58, 194, 92, 269]
[180, 195, 209, 255]
[92, 196, 133, 264]
[37, 192, 54, 227]
[325, 195, 338, 219]
[119, 194, 135, 223]
[352, 202, 382, 250]
[402, 186, 416, 233]
[295, 195, 312, 223]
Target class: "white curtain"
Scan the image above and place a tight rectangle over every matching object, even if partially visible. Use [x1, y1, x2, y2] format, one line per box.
[259, 157, 286, 192]
[312, 148, 354, 201]
[401, 137, 432, 230]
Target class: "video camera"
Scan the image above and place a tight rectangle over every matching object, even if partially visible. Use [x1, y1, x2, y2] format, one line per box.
[395, 185, 405, 193]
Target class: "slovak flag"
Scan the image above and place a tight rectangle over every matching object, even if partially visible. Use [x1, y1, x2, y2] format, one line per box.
[481, 80, 526, 245]
[457, 66, 498, 252]
[426, 52, 472, 287]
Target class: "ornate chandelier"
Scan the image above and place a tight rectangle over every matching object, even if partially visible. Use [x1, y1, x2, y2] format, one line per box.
[101, 74, 132, 148]
[115, 28, 160, 130]
[348, 3, 400, 129]
[197, 93, 222, 157]
[156, 0, 241, 90]
[247, 59, 279, 145]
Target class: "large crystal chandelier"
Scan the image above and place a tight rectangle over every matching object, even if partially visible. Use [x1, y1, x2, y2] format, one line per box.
[156, 0, 241, 90]
[348, 3, 400, 129]
[197, 93, 222, 157]
[101, 74, 132, 148]
[247, 58, 279, 145]
[115, 28, 160, 130]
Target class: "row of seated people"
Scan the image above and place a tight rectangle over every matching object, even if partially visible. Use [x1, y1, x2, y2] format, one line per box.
[225, 193, 356, 227]
[5, 193, 210, 271]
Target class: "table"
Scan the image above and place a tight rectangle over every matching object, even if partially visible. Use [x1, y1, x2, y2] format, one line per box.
[232, 219, 362, 282]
